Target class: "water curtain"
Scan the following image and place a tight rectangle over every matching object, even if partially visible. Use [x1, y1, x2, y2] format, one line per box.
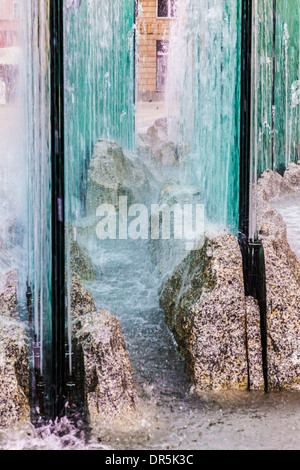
[0, 0, 299, 420]
[63, 0, 136, 410]
[166, 0, 241, 233]
[250, 0, 300, 239]
[23, 1, 52, 414]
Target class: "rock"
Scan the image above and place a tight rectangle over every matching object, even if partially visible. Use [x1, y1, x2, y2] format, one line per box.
[0, 316, 30, 428]
[157, 141, 178, 167]
[69, 240, 96, 281]
[159, 234, 262, 392]
[71, 274, 97, 321]
[144, 118, 168, 147]
[0, 269, 18, 318]
[86, 140, 155, 214]
[71, 276, 137, 422]
[74, 310, 137, 422]
[0, 270, 29, 428]
[0, 235, 13, 274]
[159, 168, 300, 393]
[257, 169, 296, 201]
[256, 173, 300, 390]
[149, 182, 203, 280]
[284, 162, 300, 188]
[138, 119, 191, 168]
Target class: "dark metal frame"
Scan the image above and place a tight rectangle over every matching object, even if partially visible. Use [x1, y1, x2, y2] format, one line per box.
[271, 0, 277, 171]
[239, 0, 268, 393]
[50, 0, 66, 419]
[239, 0, 253, 241]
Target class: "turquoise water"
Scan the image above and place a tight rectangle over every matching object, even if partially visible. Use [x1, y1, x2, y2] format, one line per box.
[166, 0, 241, 232]
[0, 0, 300, 449]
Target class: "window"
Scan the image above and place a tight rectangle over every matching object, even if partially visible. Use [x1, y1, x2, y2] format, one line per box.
[157, 0, 176, 18]
[156, 40, 169, 91]
[13, 1, 20, 20]
[0, 0, 6, 20]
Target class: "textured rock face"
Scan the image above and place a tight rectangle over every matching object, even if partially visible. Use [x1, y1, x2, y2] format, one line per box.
[86, 139, 155, 214]
[283, 162, 300, 188]
[0, 270, 30, 428]
[257, 169, 296, 201]
[70, 240, 96, 281]
[148, 181, 203, 280]
[71, 274, 97, 320]
[0, 269, 18, 317]
[256, 170, 300, 390]
[138, 118, 191, 167]
[74, 310, 137, 420]
[0, 316, 30, 428]
[159, 235, 264, 392]
[71, 277, 137, 422]
[159, 168, 300, 393]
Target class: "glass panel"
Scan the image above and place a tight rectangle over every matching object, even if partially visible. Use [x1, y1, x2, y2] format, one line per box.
[250, 0, 300, 239]
[166, 0, 241, 232]
[64, 0, 135, 413]
[63, 0, 242, 442]
[0, 1, 51, 422]
[274, 0, 300, 170]
[1, 0, 299, 450]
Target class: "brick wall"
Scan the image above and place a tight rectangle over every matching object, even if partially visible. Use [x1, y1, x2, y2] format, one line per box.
[0, 0, 20, 48]
[136, 0, 173, 101]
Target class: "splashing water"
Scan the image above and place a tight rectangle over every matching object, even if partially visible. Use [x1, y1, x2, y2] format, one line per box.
[0, 0, 300, 451]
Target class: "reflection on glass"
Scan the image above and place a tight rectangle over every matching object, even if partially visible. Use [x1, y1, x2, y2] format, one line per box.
[0, 0, 299, 451]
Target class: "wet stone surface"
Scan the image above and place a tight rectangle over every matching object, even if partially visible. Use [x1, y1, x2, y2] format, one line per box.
[71, 276, 138, 424]
[159, 234, 263, 392]
[0, 269, 30, 428]
[257, 169, 300, 390]
[159, 168, 300, 393]
[86, 139, 156, 214]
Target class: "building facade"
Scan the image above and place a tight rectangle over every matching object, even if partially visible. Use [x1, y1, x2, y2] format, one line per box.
[136, 0, 176, 101]
[0, 0, 21, 103]
[0, 0, 20, 48]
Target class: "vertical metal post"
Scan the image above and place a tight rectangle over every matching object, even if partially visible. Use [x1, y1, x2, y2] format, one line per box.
[271, 0, 277, 171]
[50, 0, 66, 418]
[239, 0, 268, 392]
[239, 0, 253, 241]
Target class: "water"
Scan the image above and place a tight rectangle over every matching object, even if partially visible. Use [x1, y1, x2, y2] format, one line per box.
[1, 0, 300, 451]
[64, 0, 135, 220]
[64, 0, 136, 377]
[80, 235, 300, 450]
[250, 0, 300, 237]
[250, 0, 300, 177]
[5, 233, 300, 450]
[165, 0, 241, 232]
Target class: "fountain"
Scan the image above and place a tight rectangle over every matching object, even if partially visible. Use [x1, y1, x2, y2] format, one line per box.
[0, 0, 299, 451]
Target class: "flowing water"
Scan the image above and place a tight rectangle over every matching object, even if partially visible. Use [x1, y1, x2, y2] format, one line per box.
[77, 211, 300, 450]
[3, 230, 300, 450]
[0, 0, 300, 451]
